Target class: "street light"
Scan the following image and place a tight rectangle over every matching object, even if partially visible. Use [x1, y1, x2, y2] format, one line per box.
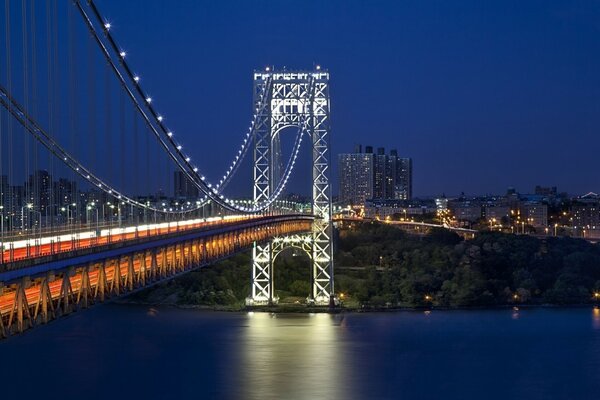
[30, 209, 42, 238]
[21, 203, 33, 233]
[61, 203, 77, 229]
[102, 202, 112, 226]
[86, 203, 98, 230]
[117, 202, 125, 227]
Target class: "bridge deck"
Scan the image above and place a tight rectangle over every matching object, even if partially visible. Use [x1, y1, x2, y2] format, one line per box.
[0, 214, 314, 338]
[1, 215, 257, 266]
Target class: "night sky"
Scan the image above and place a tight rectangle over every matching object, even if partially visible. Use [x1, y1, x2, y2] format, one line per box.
[98, 0, 600, 197]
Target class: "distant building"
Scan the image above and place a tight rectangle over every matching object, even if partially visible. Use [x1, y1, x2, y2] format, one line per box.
[53, 178, 78, 208]
[520, 202, 548, 227]
[534, 185, 557, 197]
[0, 175, 8, 210]
[394, 156, 412, 200]
[571, 193, 600, 237]
[174, 171, 199, 199]
[435, 197, 448, 211]
[484, 205, 511, 222]
[449, 201, 481, 222]
[373, 147, 389, 199]
[338, 152, 374, 205]
[27, 170, 52, 213]
[338, 144, 412, 205]
[364, 199, 436, 219]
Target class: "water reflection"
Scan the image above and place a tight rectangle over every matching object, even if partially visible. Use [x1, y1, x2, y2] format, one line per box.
[593, 307, 600, 330]
[234, 312, 351, 400]
[512, 307, 520, 320]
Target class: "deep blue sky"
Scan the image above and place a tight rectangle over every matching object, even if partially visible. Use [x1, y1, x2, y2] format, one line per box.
[98, 0, 600, 197]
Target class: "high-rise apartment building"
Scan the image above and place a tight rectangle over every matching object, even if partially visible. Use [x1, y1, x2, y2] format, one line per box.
[338, 145, 412, 205]
[174, 171, 200, 199]
[338, 152, 374, 205]
[27, 170, 52, 213]
[395, 157, 412, 200]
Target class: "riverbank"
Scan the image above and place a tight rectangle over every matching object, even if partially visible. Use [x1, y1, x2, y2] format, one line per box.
[116, 296, 600, 314]
[128, 221, 600, 310]
[117, 299, 344, 313]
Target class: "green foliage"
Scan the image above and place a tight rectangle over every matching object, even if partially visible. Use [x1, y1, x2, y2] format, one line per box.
[274, 252, 311, 293]
[132, 248, 314, 307]
[335, 222, 600, 307]
[135, 221, 600, 308]
[289, 280, 311, 296]
[130, 253, 252, 307]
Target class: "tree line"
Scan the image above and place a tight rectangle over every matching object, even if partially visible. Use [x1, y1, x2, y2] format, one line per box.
[336, 222, 600, 307]
[131, 221, 600, 308]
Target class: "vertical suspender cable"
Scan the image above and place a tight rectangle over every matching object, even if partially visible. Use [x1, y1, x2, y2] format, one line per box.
[88, 23, 96, 210]
[119, 89, 125, 224]
[30, 0, 40, 230]
[22, 0, 30, 233]
[46, 0, 54, 233]
[51, 0, 59, 232]
[133, 107, 139, 223]
[4, 0, 13, 238]
[0, 0, 4, 253]
[105, 62, 112, 221]
[67, 0, 76, 232]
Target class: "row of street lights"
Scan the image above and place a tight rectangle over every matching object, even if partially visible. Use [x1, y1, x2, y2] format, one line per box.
[0, 196, 252, 241]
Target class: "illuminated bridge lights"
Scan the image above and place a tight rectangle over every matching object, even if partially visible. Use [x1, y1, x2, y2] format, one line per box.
[0, 215, 314, 338]
[0, 215, 256, 264]
[0, 0, 335, 338]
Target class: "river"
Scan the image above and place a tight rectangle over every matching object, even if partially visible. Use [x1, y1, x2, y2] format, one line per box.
[1, 305, 600, 399]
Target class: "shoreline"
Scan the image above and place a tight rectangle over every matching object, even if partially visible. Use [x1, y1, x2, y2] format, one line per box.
[116, 299, 600, 314]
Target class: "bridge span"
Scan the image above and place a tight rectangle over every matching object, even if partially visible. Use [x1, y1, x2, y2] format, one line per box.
[0, 214, 314, 339]
[0, 0, 336, 338]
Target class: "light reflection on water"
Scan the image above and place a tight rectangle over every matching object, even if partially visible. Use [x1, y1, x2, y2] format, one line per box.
[233, 312, 350, 400]
[3, 306, 600, 400]
[593, 307, 600, 330]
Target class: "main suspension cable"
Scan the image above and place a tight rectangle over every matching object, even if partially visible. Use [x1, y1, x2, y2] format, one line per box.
[79, 0, 298, 212]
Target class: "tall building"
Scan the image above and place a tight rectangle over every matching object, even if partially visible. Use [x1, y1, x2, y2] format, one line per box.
[27, 170, 52, 213]
[373, 147, 388, 199]
[375, 147, 412, 201]
[338, 145, 412, 205]
[394, 156, 412, 200]
[53, 178, 78, 208]
[0, 175, 8, 208]
[174, 171, 199, 199]
[338, 153, 374, 205]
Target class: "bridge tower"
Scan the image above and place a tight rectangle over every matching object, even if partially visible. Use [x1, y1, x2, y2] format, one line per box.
[248, 68, 334, 306]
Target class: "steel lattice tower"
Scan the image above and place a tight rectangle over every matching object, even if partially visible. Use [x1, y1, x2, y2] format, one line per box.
[249, 69, 334, 306]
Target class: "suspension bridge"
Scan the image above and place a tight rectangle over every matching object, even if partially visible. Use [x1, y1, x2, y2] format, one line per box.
[0, 0, 334, 338]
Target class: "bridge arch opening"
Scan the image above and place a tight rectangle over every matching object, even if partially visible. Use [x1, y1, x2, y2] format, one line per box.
[272, 245, 312, 303]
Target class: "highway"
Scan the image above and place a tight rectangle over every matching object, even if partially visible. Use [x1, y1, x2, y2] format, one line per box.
[0, 215, 256, 264]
